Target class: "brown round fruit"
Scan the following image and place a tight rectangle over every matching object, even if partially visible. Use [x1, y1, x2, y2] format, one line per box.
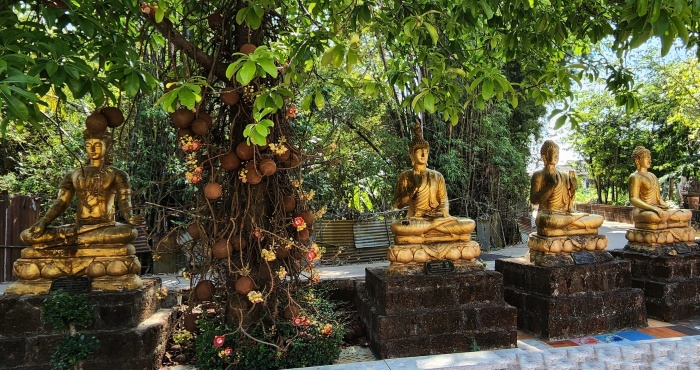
[85, 112, 108, 134]
[220, 88, 240, 105]
[177, 128, 194, 137]
[276, 144, 291, 161]
[187, 223, 201, 239]
[287, 153, 301, 168]
[102, 107, 125, 128]
[183, 312, 200, 332]
[258, 158, 277, 176]
[300, 210, 315, 227]
[191, 118, 212, 135]
[212, 239, 230, 259]
[236, 142, 254, 161]
[235, 276, 254, 295]
[194, 280, 215, 301]
[276, 246, 290, 259]
[220, 152, 240, 171]
[207, 13, 223, 29]
[247, 168, 262, 185]
[204, 182, 222, 200]
[298, 228, 310, 242]
[231, 237, 247, 251]
[240, 43, 257, 55]
[172, 108, 195, 129]
[282, 196, 296, 213]
[197, 111, 213, 126]
[283, 305, 299, 320]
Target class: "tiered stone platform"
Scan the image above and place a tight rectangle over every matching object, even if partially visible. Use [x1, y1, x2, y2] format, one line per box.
[496, 258, 647, 340]
[356, 267, 517, 359]
[0, 278, 172, 370]
[612, 242, 700, 321]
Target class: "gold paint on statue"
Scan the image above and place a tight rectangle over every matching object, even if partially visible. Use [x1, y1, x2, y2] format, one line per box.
[625, 146, 696, 253]
[387, 121, 480, 274]
[6, 126, 144, 295]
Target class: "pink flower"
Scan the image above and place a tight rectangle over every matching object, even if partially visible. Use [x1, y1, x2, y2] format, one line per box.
[285, 106, 298, 119]
[293, 317, 303, 326]
[224, 347, 232, 356]
[181, 144, 190, 152]
[292, 216, 305, 228]
[213, 335, 225, 347]
[190, 175, 201, 183]
[252, 229, 263, 240]
[321, 324, 333, 335]
[194, 166, 203, 174]
[306, 250, 317, 261]
[190, 141, 201, 151]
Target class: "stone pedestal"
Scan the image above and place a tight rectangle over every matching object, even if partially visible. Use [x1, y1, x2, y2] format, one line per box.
[0, 278, 172, 370]
[6, 244, 143, 295]
[356, 267, 517, 359]
[495, 258, 647, 340]
[527, 233, 610, 266]
[611, 247, 700, 321]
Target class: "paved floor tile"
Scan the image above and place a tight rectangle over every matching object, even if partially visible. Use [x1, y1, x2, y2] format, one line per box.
[647, 318, 673, 328]
[638, 327, 687, 338]
[570, 337, 601, 346]
[667, 325, 700, 336]
[517, 339, 552, 351]
[615, 330, 656, 341]
[593, 334, 628, 343]
[545, 340, 578, 348]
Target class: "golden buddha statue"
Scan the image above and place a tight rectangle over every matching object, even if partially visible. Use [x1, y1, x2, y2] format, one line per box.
[6, 124, 144, 294]
[530, 140, 604, 236]
[386, 121, 480, 274]
[625, 146, 695, 249]
[527, 141, 608, 265]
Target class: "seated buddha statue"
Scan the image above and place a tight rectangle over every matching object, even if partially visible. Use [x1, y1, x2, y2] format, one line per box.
[629, 146, 692, 230]
[390, 122, 475, 244]
[530, 140, 603, 236]
[20, 129, 144, 248]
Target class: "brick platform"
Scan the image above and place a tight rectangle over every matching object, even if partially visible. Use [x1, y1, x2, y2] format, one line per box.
[0, 278, 173, 370]
[356, 267, 517, 359]
[611, 249, 700, 321]
[496, 258, 647, 340]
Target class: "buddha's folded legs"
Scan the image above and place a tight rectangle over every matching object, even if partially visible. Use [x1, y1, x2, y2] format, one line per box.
[20, 223, 137, 247]
[391, 217, 475, 237]
[536, 212, 603, 231]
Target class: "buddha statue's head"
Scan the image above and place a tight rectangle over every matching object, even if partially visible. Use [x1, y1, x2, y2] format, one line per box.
[540, 140, 559, 166]
[632, 146, 651, 170]
[409, 119, 429, 167]
[83, 130, 113, 164]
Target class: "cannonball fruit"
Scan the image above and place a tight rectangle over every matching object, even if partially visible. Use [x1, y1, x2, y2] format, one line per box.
[86, 112, 108, 134]
[212, 239, 230, 259]
[300, 210, 315, 227]
[172, 108, 195, 128]
[231, 237, 247, 251]
[235, 276, 254, 295]
[207, 13, 223, 29]
[220, 152, 240, 171]
[178, 128, 194, 137]
[240, 43, 257, 55]
[197, 111, 213, 126]
[282, 195, 296, 213]
[191, 118, 212, 135]
[194, 280, 215, 301]
[187, 223, 201, 239]
[258, 158, 277, 176]
[276, 246, 290, 259]
[276, 144, 291, 161]
[236, 142, 254, 161]
[298, 228, 310, 242]
[204, 182, 222, 200]
[102, 107, 125, 127]
[220, 88, 240, 105]
[283, 305, 299, 319]
[183, 312, 200, 332]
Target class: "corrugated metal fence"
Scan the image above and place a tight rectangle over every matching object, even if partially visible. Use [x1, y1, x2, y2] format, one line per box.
[315, 220, 392, 264]
[0, 191, 39, 282]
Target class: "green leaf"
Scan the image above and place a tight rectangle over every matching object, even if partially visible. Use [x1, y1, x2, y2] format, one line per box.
[423, 92, 436, 113]
[91, 82, 104, 107]
[259, 119, 274, 128]
[346, 49, 358, 73]
[236, 8, 248, 25]
[3, 74, 41, 85]
[301, 94, 313, 111]
[155, 89, 179, 112]
[424, 22, 438, 45]
[553, 114, 567, 129]
[46, 60, 58, 77]
[257, 59, 278, 78]
[479, 0, 494, 19]
[481, 79, 494, 100]
[226, 60, 244, 80]
[321, 46, 336, 67]
[661, 31, 674, 56]
[637, 0, 648, 16]
[0, 88, 29, 120]
[178, 87, 196, 109]
[249, 130, 267, 146]
[670, 16, 689, 43]
[255, 123, 269, 136]
[508, 93, 519, 109]
[125, 71, 140, 97]
[314, 91, 325, 110]
[155, 6, 165, 23]
[411, 90, 429, 110]
[237, 60, 257, 86]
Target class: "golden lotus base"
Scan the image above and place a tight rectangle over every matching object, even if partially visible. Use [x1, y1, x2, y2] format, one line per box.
[625, 227, 696, 245]
[386, 241, 481, 275]
[5, 244, 142, 295]
[527, 233, 608, 254]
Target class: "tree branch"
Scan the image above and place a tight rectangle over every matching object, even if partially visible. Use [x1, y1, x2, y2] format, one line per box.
[143, 14, 229, 82]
